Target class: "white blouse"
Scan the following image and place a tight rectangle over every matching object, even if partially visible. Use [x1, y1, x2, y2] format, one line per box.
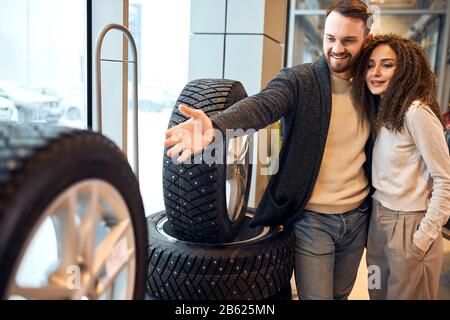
[372, 101, 450, 252]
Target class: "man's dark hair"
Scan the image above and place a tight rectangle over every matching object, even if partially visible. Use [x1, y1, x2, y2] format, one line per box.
[326, 0, 372, 32]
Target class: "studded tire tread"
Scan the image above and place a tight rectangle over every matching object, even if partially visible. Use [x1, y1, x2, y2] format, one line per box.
[146, 209, 294, 300]
[163, 79, 251, 243]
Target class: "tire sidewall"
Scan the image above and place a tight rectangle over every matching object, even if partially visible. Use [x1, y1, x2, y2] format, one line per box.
[149, 210, 286, 253]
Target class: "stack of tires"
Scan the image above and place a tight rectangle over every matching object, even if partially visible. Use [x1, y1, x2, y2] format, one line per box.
[146, 79, 295, 300]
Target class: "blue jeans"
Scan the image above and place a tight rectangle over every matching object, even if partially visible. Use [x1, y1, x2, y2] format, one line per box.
[293, 202, 369, 300]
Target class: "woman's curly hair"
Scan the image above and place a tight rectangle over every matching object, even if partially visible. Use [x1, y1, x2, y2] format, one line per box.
[351, 34, 445, 135]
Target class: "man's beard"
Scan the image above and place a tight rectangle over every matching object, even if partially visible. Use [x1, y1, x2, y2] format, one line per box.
[325, 50, 356, 74]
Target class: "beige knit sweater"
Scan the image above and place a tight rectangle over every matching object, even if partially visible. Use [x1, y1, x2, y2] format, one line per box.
[305, 73, 370, 214]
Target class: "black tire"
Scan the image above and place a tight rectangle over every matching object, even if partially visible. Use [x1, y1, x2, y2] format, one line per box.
[146, 208, 295, 300]
[0, 123, 147, 300]
[163, 79, 252, 243]
[265, 283, 292, 300]
[146, 283, 293, 301]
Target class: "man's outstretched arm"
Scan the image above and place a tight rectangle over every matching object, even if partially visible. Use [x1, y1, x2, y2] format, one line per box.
[164, 68, 298, 163]
[164, 104, 215, 163]
[210, 68, 298, 133]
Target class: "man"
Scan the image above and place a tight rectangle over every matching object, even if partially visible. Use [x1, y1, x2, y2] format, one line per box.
[165, 0, 373, 300]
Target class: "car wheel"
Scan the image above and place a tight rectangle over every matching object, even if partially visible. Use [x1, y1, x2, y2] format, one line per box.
[146, 208, 294, 300]
[0, 123, 147, 300]
[67, 107, 81, 121]
[17, 107, 36, 122]
[265, 283, 292, 300]
[163, 79, 252, 243]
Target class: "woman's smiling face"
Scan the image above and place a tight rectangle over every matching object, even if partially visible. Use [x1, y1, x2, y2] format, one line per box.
[365, 44, 397, 97]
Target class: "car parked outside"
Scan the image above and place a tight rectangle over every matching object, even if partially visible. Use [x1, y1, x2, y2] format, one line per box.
[129, 84, 175, 113]
[0, 82, 63, 123]
[31, 86, 85, 122]
[0, 96, 17, 122]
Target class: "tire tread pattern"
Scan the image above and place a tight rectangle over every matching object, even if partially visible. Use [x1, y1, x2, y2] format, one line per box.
[146, 213, 295, 300]
[163, 79, 248, 243]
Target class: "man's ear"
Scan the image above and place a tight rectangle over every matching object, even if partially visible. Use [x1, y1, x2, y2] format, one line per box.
[364, 33, 374, 47]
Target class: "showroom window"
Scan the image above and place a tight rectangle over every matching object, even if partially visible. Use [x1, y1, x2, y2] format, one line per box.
[128, 0, 191, 215]
[0, 0, 188, 214]
[0, 0, 87, 127]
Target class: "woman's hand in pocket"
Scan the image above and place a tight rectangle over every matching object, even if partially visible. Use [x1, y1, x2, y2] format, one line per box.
[412, 242, 427, 260]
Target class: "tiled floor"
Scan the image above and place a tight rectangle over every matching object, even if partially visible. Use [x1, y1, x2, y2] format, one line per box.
[290, 235, 450, 300]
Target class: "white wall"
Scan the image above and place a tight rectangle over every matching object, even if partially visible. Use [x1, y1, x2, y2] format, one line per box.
[188, 0, 287, 207]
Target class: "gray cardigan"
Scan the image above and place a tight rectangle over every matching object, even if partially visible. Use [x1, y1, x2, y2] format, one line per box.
[211, 56, 373, 227]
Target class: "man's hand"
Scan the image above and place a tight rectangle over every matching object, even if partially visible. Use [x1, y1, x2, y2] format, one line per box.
[164, 104, 214, 163]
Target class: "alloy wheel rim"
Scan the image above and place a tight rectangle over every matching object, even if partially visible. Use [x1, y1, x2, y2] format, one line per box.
[225, 135, 250, 222]
[6, 179, 137, 300]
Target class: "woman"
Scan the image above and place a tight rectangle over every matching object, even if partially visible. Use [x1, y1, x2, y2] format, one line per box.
[352, 34, 450, 300]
